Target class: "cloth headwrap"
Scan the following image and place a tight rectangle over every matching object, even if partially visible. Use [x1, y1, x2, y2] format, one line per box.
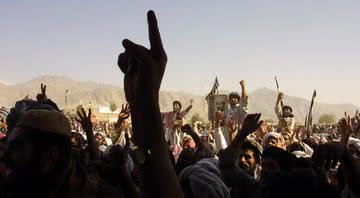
[179, 158, 231, 198]
[241, 139, 263, 162]
[16, 109, 71, 135]
[262, 132, 284, 148]
[348, 137, 360, 152]
[290, 142, 313, 158]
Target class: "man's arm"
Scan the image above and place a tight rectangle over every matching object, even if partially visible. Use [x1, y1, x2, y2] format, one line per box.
[238, 80, 249, 125]
[312, 142, 360, 196]
[183, 99, 194, 114]
[117, 10, 183, 198]
[240, 80, 247, 98]
[218, 114, 261, 197]
[76, 108, 99, 161]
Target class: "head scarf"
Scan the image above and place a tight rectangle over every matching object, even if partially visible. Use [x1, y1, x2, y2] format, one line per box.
[348, 137, 360, 153]
[262, 132, 284, 148]
[179, 158, 231, 198]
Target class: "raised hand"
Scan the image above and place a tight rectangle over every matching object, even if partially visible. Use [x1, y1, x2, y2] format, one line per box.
[226, 118, 238, 135]
[241, 113, 262, 136]
[76, 108, 98, 160]
[180, 124, 194, 134]
[190, 99, 194, 105]
[76, 108, 93, 133]
[119, 103, 131, 119]
[117, 11, 167, 104]
[338, 116, 354, 144]
[277, 92, 284, 101]
[231, 113, 261, 147]
[36, 83, 47, 102]
[214, 111, 225, 128]
[239, 80, 245, 87]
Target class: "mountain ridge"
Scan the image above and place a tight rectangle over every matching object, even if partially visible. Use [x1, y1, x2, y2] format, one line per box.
[0, 75, 358, 123]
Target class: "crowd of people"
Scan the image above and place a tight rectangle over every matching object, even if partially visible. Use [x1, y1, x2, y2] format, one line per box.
[0, 10, 359, 198]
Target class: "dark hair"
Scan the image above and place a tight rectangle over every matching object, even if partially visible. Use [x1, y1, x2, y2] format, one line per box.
[173, 101, 182, 109]
[229, 92, 240, 100]
[282, 105, 293, 113]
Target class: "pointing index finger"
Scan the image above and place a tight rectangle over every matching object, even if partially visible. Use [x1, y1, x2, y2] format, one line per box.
[147, 10, 165, 56]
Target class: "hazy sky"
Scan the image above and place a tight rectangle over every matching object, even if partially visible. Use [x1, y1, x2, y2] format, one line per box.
[1, 0, 360, 106]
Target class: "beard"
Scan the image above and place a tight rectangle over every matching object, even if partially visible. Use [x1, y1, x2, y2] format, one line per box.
[239, 163, 256, 176]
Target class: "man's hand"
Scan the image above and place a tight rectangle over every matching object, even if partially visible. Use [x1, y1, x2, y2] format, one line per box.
[230, 113, 261, 149]
[338, 116, 356, 144]
[241, 113, 262, 137]
[76, 108, 93, 133]
[181, 124, 193, 134]
[277, 92, 284, 102]
[117, 11, 167, 104]
[119, 103, 131, 119]
[226, 119, 238, 135]
[115, 103, 131, 130]
[190, 99, 194, 105]
[239, 80, 245, 87]
[36, 83, 47, 102]
[215, 111, 224, 128]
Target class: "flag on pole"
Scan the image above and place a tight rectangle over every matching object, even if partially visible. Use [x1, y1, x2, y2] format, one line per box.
[65, 90, 69, 109]
[206, 77, 220, 99]
[306, 89, 317, 134]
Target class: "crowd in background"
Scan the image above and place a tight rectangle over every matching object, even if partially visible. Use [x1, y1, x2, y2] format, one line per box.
[0, 10, 359, 198]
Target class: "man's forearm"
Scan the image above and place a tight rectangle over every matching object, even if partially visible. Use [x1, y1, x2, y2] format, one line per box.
[85, 130, 98, 160]
[131, 91, 183, 198]
[184, 105, 193, 113]
[241, 86, 246, 98]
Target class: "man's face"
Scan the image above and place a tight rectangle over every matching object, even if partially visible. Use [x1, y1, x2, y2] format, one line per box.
[4, 127, 37, 171]
[229, 96, 239, 106]
[282, 133, 291, 147]
[216, 102, 225, 111]
[265, 136, 279, 148]
[283, 108, 292, 117]
[239, 149, 257, 175]
[173, 103, 181, 112]
[95, 134, 104, 144]
[182, 137, 196, 149]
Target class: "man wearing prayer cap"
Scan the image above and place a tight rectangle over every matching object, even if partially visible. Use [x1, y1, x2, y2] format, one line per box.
[1, 109, 106, 197]
[239, 139, 263, 178]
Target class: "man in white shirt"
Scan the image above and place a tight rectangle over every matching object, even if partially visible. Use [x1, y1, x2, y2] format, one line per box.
[274, 92, 295, 134]
[223, 80, 249, 143]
